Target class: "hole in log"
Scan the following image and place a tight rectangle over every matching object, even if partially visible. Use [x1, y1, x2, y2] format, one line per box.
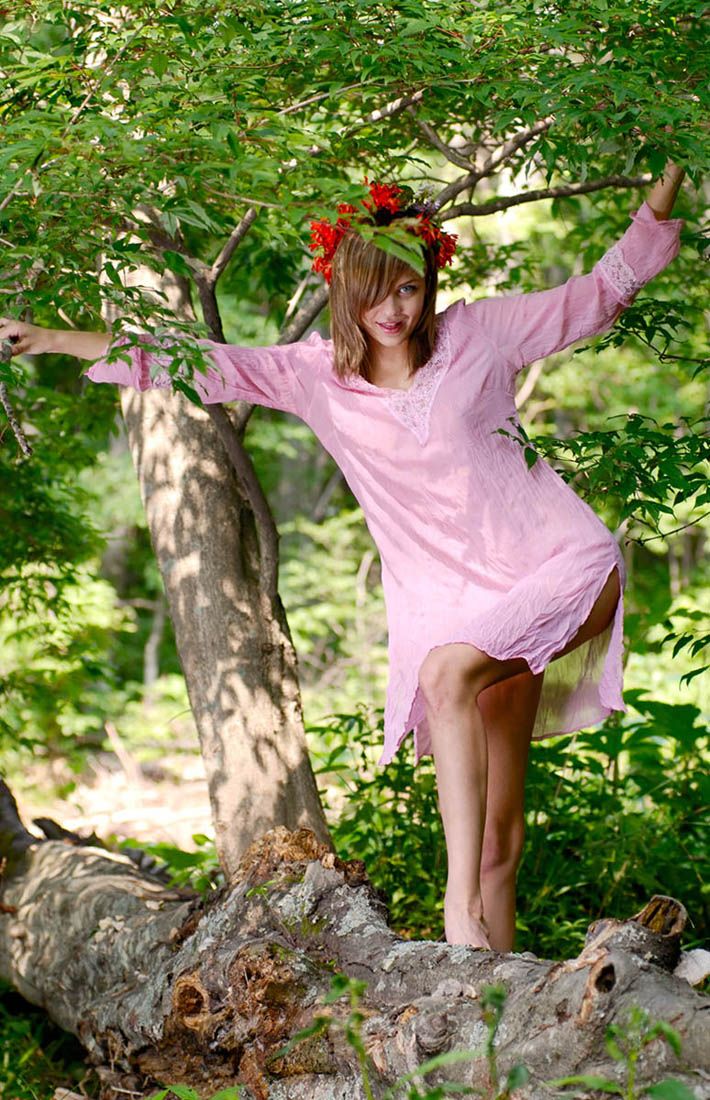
[175, 984, 206, 1016]
[594, 963, 616, 993]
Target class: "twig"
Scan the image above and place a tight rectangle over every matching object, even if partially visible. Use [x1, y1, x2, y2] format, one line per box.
[631, 511, 710, 545]
[0, 341, 32, 456]
[407, 110, 473, 171]
[431, 118, 555, 209]
[478, 116, 556, 179]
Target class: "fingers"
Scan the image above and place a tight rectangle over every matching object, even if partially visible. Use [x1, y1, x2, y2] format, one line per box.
[0, 318, 25, 355]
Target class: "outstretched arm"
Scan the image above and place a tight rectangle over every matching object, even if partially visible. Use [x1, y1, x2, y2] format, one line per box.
[456, 166, 685, 376]
[0, 318, 325, 420]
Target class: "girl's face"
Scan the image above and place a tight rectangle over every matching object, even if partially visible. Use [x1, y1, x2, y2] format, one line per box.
[359, 272, 426, 350]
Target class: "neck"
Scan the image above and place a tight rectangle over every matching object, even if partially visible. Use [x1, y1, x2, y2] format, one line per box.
[369, 339, 412, 382]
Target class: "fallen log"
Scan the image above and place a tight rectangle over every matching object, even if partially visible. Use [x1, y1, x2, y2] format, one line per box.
[0, 779, 707, 1100]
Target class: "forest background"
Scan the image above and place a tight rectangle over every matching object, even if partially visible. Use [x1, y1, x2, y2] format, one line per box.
[0, 1, 707, 1096]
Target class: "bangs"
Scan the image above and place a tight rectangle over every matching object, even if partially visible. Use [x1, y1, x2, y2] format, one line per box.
[328, 225, 439, 384]
[333, 231, 418, 316]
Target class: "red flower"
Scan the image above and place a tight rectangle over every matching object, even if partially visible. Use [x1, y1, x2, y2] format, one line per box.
[309, 178, 457, 283]
[365, 180, 402, 213]
[436, 229, 458, 268]
[415, 214, 439, 246]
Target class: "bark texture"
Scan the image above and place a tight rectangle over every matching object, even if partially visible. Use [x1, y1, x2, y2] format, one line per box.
[100, 259, 331, 875]
[119, 379, 331, 869]
[1, 791, 707, 1100]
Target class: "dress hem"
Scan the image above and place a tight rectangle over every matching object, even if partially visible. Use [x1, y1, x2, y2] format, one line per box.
[377, 555, 626, 767]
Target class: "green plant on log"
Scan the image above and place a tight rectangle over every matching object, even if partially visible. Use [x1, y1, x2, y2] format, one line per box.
[547, 1002, 695, 1099]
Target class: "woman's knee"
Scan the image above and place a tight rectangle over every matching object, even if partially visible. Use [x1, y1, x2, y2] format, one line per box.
[418, 644, 489, 711]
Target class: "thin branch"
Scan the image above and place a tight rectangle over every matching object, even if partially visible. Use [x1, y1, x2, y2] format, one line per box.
[366, 88, 425, 124]
[431, 117, 557, 209]
[632, 511, 710, 545]
[479, 116, 556, 179]
[0, 340, 32, 456]
[0, 381, 32, 457]
[278, 284, 329, 346]
[442, 175, 651, 220]
[278, 81, 373, 116]
[515, 358, 545, 409]
[406, 110, 473, 171]
[210, 207, 259, 284]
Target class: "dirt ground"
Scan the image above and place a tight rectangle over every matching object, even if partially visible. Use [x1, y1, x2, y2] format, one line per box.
[17, 749, 215, 851]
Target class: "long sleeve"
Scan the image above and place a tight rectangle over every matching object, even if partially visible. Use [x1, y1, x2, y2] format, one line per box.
[83, 329, 328, 420]
[458, 200, 683, 375]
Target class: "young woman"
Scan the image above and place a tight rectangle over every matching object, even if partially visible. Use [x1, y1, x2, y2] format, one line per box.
[0, 162, 685, 952]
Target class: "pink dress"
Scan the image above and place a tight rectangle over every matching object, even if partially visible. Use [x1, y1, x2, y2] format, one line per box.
[85, 201, 683, 766]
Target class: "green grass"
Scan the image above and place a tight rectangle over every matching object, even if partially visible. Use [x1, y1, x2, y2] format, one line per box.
[0, 983, 97, 1100]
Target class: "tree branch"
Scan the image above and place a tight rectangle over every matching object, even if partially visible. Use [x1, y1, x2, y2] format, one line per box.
[406, 110, 474, 171]
[478, 116, 556, 179]
[278, 284, 330, 346]
[1, 324, 33, 457]
[431, 117, 557, 209]
[442, 175, 651, 220]
[209, 207, 259, 285]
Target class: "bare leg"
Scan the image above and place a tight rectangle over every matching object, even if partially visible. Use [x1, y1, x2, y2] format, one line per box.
[420, 565, 622, 950]
[478, 670, 544, 951]
[421, 649, 531, 948]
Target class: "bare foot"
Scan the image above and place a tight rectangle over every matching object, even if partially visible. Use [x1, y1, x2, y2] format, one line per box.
[444, 904, 492, 949]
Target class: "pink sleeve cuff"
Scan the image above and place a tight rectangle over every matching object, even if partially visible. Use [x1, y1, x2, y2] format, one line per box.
[595, 200, 683, 305]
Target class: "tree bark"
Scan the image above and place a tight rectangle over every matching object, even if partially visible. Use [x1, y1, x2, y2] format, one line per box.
[1, 784, 707, 1100]
[101, 256, 331, 876]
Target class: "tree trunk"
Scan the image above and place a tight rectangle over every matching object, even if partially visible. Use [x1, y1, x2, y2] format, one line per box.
[119, 380, 331, 871]
[1, 784, 707, 1100]
[100, 258, 331, 875]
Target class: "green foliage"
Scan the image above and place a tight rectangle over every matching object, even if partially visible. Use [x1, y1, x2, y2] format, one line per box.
[309, 696, 708, 955]
[0, 983, 96, 1099]
[496, 412, 709, 540]
[117, 832, 223, 895]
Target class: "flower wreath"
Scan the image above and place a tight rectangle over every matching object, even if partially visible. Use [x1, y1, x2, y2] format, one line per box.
[309, 178, 458, 284]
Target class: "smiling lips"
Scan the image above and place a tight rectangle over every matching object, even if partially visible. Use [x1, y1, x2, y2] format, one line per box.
[378, 321, 404, 333]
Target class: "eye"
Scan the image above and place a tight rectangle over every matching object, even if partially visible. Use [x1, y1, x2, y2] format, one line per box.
[398, 283, 418, 295]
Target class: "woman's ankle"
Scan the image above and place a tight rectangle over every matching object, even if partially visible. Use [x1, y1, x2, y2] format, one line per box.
[444, 891, 486, 924]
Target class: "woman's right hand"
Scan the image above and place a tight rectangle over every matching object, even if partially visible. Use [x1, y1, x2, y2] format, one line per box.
[0, 319, 110, 360]
[0, 318, 56, 356]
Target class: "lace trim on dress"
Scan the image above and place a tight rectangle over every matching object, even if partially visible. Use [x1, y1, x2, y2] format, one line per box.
[596, 243, 642, 303]
[381, 314, 452, 444]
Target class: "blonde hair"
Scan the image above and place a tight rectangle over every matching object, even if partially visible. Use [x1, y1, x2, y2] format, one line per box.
[329, 229, 439, 383]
